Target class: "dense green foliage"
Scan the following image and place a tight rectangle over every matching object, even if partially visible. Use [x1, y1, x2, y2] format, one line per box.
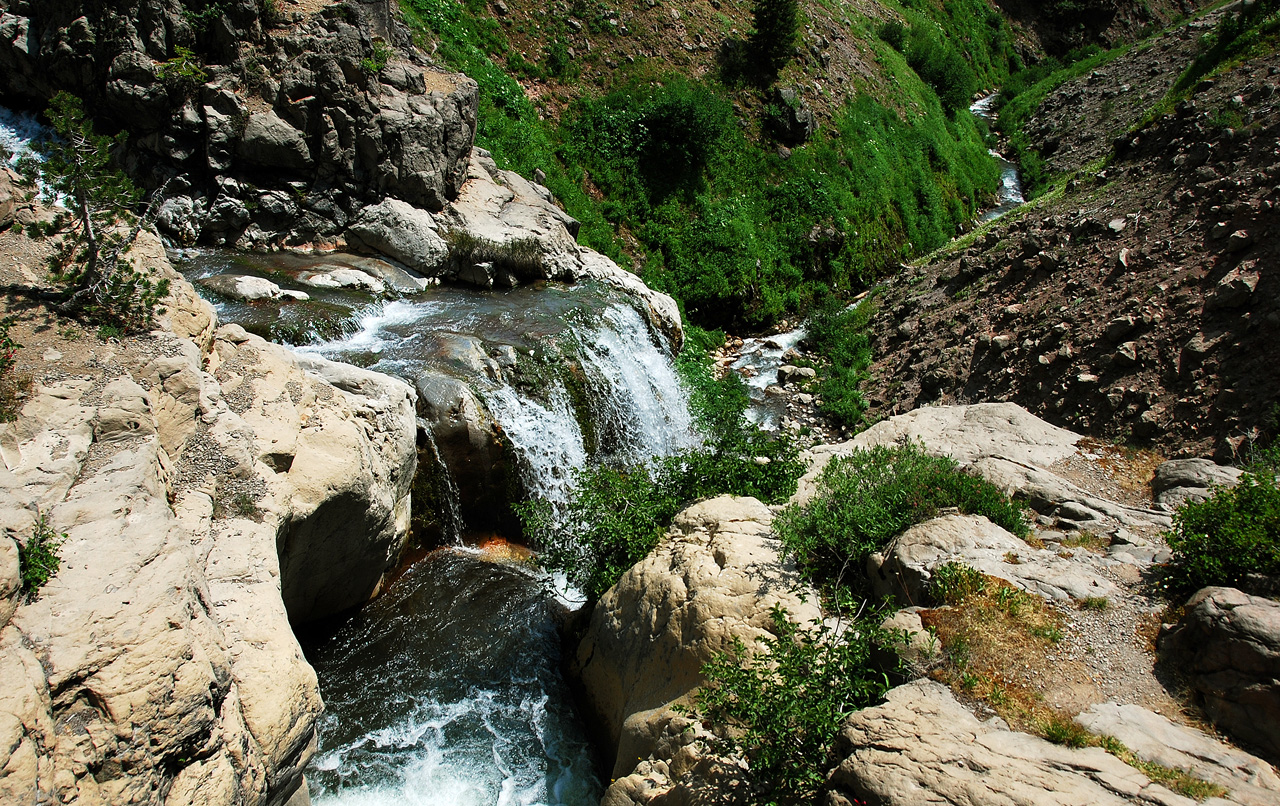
[399, 0, 1006, 331]
[20, 512, 64, 602]
[751, 0, 800, 75]
[522, 331, 803, 601]
[775, 443, 1029, 591]
[694, 605, 898, 805]
[802, 295, 875, 428]
[1161, 469, 1280, 599]
[902, 26, 979, 114]
[18, 93, 169, 331]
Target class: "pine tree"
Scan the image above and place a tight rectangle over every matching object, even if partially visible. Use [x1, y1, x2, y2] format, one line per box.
[17, 92, 169, 332]
[751, 0, 799, 75]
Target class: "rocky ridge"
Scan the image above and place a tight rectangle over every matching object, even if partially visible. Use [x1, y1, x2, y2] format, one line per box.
[857, 24, 1280, 461]
[0, 230, 418, 804]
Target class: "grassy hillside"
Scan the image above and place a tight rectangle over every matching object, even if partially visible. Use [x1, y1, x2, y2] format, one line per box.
[399, 0, 1016, 329]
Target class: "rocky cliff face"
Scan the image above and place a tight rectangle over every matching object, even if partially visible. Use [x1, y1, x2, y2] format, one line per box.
[0, 231, 418, 804]
[0, 0, 478, 248]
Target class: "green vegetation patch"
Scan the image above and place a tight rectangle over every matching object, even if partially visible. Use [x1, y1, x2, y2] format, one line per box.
[775, 443, 1029, 592]
[1160, 468, 1280, 600]
[20, 511, 65, 602]
[802, 294, 875, 429]
[521, 328, 803, 601]
[693, 605, 899, 805]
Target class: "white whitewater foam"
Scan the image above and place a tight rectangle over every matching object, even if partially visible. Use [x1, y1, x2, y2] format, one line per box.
[577, 302, 702, 462]
[482, 383, 588, 518]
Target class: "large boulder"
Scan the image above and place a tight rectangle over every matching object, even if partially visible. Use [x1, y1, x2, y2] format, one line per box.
[211, 330, 419, 622]
[345, 197, 450, 275]
[798, 403, 1169, 528]
[573, 496, 821, 782]
[1076, 702, 1280, 806]
[826, 680, 1199, 806]
[0, 252, 417, 802]
[868, 513, 1119, 604]
[1159, 587, 1280, 759]
[1152, 458, 1245, 510]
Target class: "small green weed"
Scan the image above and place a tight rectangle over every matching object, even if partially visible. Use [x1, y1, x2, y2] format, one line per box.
[1080, 596, 1109, 611]
[930, 562, 987, 605]
[360, 38, 394, 75]
[20, 511, 65, 601]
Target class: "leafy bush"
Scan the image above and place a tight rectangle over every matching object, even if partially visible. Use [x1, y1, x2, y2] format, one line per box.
[775, 443, 1029, 591]
[1161, 470, 1280, 599]
[803, 294, 875, 429]
[693, 605, 897, 805]
[930, 561, 987, 605]
[905, 27, 979, 114]
[20, 511, 64, 601]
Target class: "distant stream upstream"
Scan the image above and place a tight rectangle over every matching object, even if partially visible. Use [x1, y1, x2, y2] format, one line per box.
[970, 93, 1026, 223]
[174, 249, 703, 805]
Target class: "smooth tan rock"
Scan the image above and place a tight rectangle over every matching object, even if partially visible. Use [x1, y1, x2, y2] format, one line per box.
[868, 513, 1119, 603]
[827, 680, 1196, 806]
[574, 495, 820, 779]
[1076, 701, 1280, 806]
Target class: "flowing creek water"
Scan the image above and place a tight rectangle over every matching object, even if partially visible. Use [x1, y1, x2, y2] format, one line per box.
[174, 249, 703, 805]
[970, 94, 1026, 223]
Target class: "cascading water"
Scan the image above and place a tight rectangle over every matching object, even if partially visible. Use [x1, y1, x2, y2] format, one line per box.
[305, 552, 599, 806]
[970, 94, 1026, 223]
[0, 105, 43, 165]
[176, 251, 699, 806]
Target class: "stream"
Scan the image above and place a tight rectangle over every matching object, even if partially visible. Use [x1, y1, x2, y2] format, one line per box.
[970, 93, 1026, 223]
[173, 248, 702, 805]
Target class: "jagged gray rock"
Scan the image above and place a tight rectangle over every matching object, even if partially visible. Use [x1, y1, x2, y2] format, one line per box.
[1152, 458, 1244, 509]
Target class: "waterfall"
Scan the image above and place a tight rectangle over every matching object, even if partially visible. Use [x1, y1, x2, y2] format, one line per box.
[0, 106, 43, 166]
[481, 382, 588, 520]
[578, 303, 700, 465]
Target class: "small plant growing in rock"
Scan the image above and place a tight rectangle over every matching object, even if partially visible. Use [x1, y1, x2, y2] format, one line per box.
[157, 46, 209, 96]
[1080, 596, 1109, 611]
[693, 605, 898, 805]
[360, 38, 394, 75]
[17, 92, 170, 333]
[930, 562, 987, 605]
[20, 511, 65, 602]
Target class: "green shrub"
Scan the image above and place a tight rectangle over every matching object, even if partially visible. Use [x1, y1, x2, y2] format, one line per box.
[694, 605, 897, 805]
[905, 27, 979, 114]
[1161, 470, 1280, 599]
[803, 294, 875, 429]
[522, 333, 804, 601]
[16, 92, 170, 332]
[156, 46, 208, 94]
[20, 511, 65, 602]
[775, 443, 1029, 591]
[931, 561, 987, 605]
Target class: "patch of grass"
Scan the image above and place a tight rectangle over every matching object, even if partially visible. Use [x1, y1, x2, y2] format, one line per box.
[96, 324, 123, 341]
[1080, 596, 1109, 611]
[1159, 468, 1280, 600]
[922, 576, 1067, 731]
[802, 294, 875, 429]
[930, 561, 988, 605]
[360, 37, 394, 75]
[775, 443, 1030, 593]
[20, 511, 65, 602]
[1062, 530, 1111, 553]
